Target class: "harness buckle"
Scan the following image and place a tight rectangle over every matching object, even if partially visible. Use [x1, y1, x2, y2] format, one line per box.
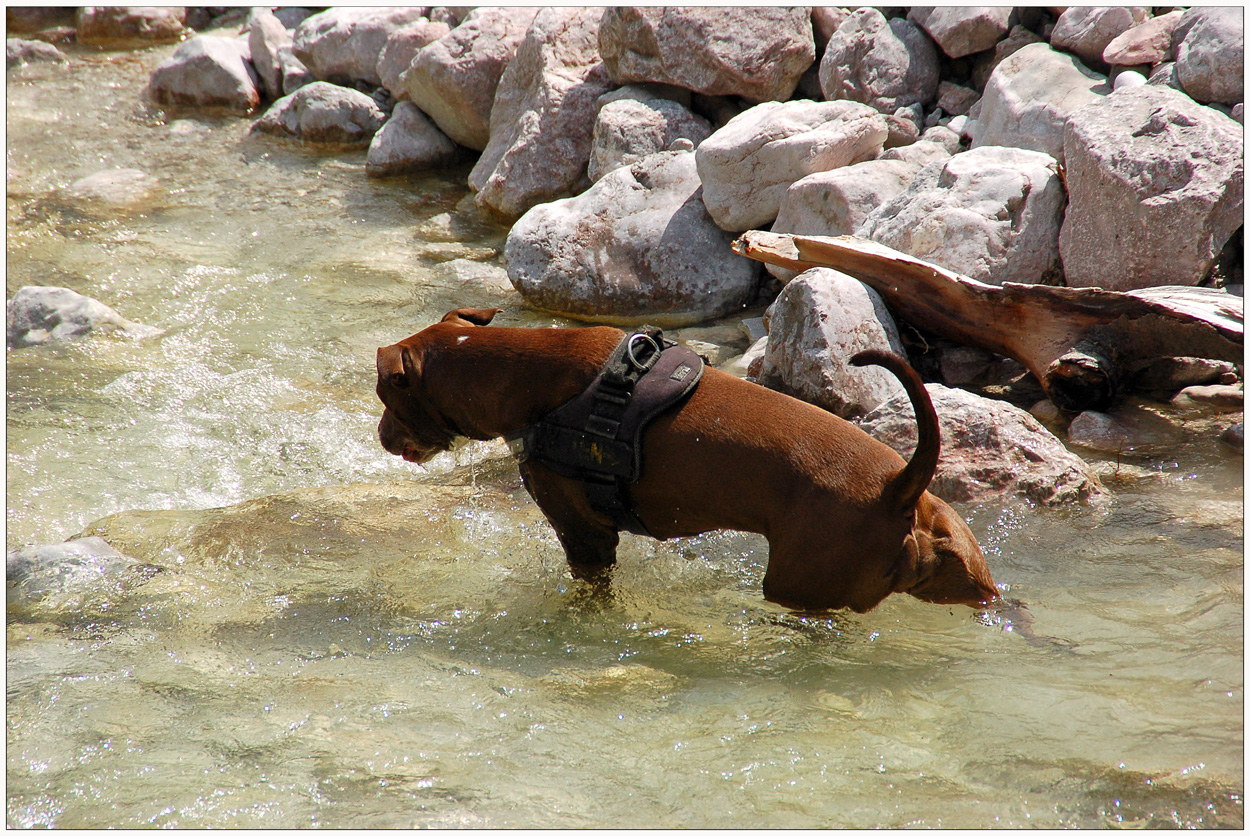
[625, 332, 661, 372]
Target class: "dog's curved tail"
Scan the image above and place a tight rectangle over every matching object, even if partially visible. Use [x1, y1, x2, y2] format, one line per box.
[849, 350, 939, 512]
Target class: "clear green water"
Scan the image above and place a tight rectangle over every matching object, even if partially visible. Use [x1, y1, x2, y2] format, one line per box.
[6, 38, 1243, 829]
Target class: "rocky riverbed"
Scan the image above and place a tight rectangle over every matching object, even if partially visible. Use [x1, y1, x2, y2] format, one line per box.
[6, 6, 1245, 829]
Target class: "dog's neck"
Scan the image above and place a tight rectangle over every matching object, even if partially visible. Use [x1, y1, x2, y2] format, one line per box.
[417, 325, 621, 441]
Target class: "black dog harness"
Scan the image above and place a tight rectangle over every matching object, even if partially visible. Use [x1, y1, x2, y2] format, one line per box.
[505, 329, 704, 536]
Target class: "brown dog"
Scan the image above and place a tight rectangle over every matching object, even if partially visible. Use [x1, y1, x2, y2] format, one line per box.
[376, 308, 998, 613]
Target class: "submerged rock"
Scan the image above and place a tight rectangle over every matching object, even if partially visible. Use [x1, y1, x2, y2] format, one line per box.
[76, 6, 187, 48]
[504, 149, 757, 327]
[251, 81, 387, 145]
[7, 536, 162, 617]
[7, 38, 68, 68]
[147, 35, 262, 114]
[61, 168, 163, 214]
[7, 285, 160, 348]
[366, 101, 458, 177]
[860, 385, 1103, 506]
[756, 268, 905, 420]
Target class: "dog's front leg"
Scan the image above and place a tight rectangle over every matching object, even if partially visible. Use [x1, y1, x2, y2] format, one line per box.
[519, 462, 620, 581]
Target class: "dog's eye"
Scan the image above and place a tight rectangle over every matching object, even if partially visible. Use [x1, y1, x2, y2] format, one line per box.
[388, 373, 408, 389]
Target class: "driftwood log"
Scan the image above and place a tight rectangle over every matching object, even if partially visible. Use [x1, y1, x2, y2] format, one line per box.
[733, 231, 1243, 411]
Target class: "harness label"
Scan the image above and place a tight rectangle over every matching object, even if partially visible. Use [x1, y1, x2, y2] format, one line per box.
[670, 364, 693, 382]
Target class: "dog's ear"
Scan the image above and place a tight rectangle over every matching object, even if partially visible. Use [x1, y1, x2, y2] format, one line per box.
[441, 308, 500, 327]
[377, 344, 415, 389]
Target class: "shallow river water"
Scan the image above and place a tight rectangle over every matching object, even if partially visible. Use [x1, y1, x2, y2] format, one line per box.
[7, 38, 1244, 829]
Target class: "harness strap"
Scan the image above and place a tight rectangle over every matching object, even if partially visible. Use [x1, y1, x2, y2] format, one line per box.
[506, 328, 704, 537]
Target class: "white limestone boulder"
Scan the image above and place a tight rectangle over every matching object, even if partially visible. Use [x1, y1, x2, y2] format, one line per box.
[695, 99, 888, 232]
[504, 149, 758, 327]
[147, 35, 261, 113]
[250, 81, 386, 146]
[860, 384, 1102, 505]
[1050, 6, 1150, 67]
[756, 267, 906, 419]
[1059, 84, 1244, 290]
[366, 101, 458, 177]
[1173, 7, 1244, 107]
[858, 146, 1066, 286]
[907, 7, 1013, 60]
[598, 6, 815, 103]
[819, 8, 941, 114]
[468, 7, 614, 221]
[399, 7, 540, 151]
[291, 7, 428, 87]
[588, 90, 712, 183]
[972, 42, 1110, 164]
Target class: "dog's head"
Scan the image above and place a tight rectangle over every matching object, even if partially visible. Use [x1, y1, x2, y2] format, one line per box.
[850, 349, 999, 610]
[890, 493, 999, 607]
[375, 308, 499, 464]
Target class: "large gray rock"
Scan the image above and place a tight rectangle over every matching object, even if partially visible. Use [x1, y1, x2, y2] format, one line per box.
[756, 268, 905, 419]
[248, 7, 291, 100]
[251, 81, 387, 145]
[1102, 10, 1184, 67]
[7, 536, 162, 617]
[399, 7, 540, 151]
[972, 42, 1110, 164]
[76, 6, 187, 48]
[1060, 85, 1244, 290]
[819, 8, 941, 113]
[468, 7, 614, 221]
[588, 91, 712, 183]
[970, 23, 1044, 90]
[860, 385, 1103, 506]
[376, 18, 451, 98]
[598, 7, 815, 103]
[292, 7, 428, 87]
[907, 7, 1013, 59]
[278, 45, 314, 96]
[1174, 7, 1244, 106]
[695, 99, 888, 232]
[1050, 6, 1150, 67]
[504, 149, 758, 327]
[147, 35, 261, 113]
[8, 286, 159, 349]
[366, 101, 458, 178]
[858, 146, 1066, 286]
[768, 158, 925, 282]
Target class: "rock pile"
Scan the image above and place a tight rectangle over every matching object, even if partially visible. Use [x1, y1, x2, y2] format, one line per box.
[16, 6, 1238, 505]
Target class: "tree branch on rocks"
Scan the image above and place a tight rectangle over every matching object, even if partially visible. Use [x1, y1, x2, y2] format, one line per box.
[733, 231, 1243, 412]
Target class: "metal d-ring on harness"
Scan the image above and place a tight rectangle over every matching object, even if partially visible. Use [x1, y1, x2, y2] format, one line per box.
[504, 328, 705, 536]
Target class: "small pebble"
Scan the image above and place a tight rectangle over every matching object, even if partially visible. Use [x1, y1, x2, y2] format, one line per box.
[1219, 423, 1243, 452]
[1113, 70, 1147, 91]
